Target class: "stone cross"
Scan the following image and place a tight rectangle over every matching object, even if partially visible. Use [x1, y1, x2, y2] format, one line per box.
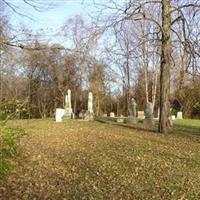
[145, 102, 153, 124]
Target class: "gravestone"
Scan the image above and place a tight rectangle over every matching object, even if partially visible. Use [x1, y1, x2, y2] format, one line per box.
[88, 92, 93, 113]
[126, 98, 137, 124]
[171, 115, 176, 120]
[177, 111, 183, 119]
[64, 89, 73, 118]
[145, 102, 153, 124]
[138, 111, 145, 119]
[84, 92, 94, 121]
[103, 113, 108, 117]
[117, 118, 124, 123]
[55, 108, 65, 122]
[110, 112, 115, 117]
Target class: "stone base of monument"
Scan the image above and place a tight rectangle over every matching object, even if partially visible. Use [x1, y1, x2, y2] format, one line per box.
[125, 116, 137, 124]
[64, 108, 73, 119]
[84, 111, 94, 121]
[144, 118, 154, 125]
[116, 117, 125, 123]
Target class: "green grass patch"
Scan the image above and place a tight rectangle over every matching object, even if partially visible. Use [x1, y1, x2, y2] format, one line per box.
[173, 119, 200, 137]
[174, 119, 200, 127]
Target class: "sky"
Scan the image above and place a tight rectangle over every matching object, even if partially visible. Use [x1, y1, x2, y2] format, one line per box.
[5, 0, 97, 45]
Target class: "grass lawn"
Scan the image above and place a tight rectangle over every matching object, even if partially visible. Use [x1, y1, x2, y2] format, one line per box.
[174, 119, 200, 137]
[0, 119, 200, 199]
[174, 119, 200, 127]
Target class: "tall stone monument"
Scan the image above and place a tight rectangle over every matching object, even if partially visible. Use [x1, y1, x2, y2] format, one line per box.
[126, 98, 137, 124]
[64, 89, 73, 118]
[145, 102, 153, 124]
[84, 92, 94, 121]
[88, 92, 93, 113]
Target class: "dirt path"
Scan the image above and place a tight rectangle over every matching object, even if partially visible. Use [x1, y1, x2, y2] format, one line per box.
[0, 119, 200, 200]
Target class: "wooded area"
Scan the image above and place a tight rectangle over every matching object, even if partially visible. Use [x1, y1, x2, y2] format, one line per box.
[0, 0, 200, 133]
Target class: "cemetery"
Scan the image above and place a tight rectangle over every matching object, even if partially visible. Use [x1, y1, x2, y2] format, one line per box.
[1, 0, 200, 199]
[1, 88, 200, 199]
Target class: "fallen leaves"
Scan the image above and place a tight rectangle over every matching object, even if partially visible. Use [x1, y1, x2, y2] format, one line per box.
[0, 119, 199, 199]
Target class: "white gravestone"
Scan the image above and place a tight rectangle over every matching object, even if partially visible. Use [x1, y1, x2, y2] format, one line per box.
[110, 112, 115, 117]
[117, 118, 124, 123]
[56, 108, 65, 122]
[88, 92, 93, 113]
[177, 112, 183, 119]
[171, 115, 176, 120]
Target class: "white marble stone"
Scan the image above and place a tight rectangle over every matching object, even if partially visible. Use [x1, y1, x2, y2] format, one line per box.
[110, 112, 115, 117]
[117, 118, 124, 123]
[65, 89, 73, 118]
[177, 112, 183, 119]
[55, 108, 65, 122]
[171, 115, 176, 120]
[88, 92, 93, 113]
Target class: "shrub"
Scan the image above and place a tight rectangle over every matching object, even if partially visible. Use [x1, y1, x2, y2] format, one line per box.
[175, 83, 200, 119]
[0, 123, 25, 179]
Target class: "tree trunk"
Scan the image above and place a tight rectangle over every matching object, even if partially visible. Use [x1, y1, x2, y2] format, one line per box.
[179, 52, 187, 90]
[152, 67, 158, 110]
[142, 28, 149, 104]
[158, 0, 172, 133]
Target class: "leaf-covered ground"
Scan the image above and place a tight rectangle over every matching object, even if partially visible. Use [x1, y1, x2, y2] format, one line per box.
[0, 119, 200, 199]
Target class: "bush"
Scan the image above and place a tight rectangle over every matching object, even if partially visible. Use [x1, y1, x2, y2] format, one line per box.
[192, 102, 200, 118]
[0, 123, 25, 179]
[0, 110, 7, 120]
[175, 84, 200, 119]
[0, 99, 29, 120]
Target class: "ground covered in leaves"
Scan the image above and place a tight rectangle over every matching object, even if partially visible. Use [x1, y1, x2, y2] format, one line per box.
[0, 119, 200, 199]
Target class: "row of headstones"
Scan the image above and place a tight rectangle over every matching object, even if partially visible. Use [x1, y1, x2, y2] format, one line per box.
[105, 98, 183, 124]
[107, 111, 183, 120]
[106, 100, 154, 124]
[55, 89, 94, 122]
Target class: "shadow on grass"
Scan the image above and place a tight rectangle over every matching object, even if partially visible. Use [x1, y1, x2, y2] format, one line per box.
[173, 124, 200, 137]
[95, 117, 200, 138]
